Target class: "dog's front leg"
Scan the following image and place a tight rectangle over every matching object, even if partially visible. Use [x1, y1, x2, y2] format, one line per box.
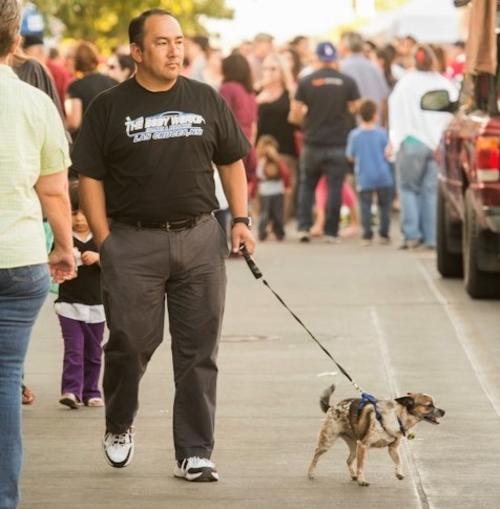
[388, 442, 404, 480]
[355, 441, 370, 487]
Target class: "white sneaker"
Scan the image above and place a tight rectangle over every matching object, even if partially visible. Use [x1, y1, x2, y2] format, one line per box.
[174, 456, 219, 482]
[103, 427, 134, 468]
[86, 397, 104, 407]
[59, 392, 82, 409]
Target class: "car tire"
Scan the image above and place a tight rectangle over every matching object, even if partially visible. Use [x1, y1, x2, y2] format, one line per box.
[463, 189, 500, 299]
[437, 185, 463, 277]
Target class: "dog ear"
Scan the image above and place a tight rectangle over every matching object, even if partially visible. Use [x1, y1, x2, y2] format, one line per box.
[395, 396, 414, 408]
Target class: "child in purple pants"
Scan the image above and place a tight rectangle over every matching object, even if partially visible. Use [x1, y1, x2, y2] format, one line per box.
[55, 182, 105, 409]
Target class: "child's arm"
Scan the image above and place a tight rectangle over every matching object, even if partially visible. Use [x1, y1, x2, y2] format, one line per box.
[345, 131, 356, 163]
[384, 143, 393, 160]
[382, 130, 393, 160]
[81, 251, 100, 266]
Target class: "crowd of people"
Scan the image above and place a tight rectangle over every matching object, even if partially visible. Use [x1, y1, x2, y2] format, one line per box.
[0, 1, 466, 507]
[10, 25, 465, 249]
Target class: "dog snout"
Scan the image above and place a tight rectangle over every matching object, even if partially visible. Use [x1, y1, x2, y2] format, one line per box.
[437, 408, 445, 418]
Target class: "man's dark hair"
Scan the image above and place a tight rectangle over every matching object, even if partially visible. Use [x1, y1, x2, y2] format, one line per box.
[0, 0, 21, 58]
[128, 9, 175, 49]
[359, 99, 377, 122]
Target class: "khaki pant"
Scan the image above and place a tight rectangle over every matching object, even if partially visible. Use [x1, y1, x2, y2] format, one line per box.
[99, 215, 228, 460]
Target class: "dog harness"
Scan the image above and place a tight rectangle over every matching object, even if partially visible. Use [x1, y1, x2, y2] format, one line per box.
[358, 393, 413, 441]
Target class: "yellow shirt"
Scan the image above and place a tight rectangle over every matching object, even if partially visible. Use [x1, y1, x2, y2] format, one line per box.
[0, 64, 71, 269]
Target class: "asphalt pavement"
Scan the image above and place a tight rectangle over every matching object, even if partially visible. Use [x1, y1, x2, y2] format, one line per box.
[20, 230, 500, 509]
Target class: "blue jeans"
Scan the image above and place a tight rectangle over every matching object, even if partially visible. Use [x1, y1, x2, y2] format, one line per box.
[359, 187, 392, 239]
[0, 264, 49, 509]
[298, 145, 349, 237]
[396, 143, 438, 246]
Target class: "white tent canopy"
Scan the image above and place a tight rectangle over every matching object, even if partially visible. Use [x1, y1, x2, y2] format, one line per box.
[361, 0, 461, 43]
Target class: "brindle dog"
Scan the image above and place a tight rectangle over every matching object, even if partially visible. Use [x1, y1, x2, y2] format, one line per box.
[307, 384, 445, 486]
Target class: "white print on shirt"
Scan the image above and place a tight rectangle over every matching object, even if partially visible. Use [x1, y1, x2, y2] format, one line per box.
[124, 110, 206, 144]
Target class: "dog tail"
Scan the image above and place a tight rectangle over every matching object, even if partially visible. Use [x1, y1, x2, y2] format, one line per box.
[319, 384, 336, 413]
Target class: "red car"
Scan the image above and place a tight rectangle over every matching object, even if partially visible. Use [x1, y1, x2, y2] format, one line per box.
[422, 73, 500, 298]
[421, 0, 500, 299]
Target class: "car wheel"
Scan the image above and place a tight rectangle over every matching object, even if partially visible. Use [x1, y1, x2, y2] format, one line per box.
[437, 185, 463, 277]
[463, 189, 500, 298]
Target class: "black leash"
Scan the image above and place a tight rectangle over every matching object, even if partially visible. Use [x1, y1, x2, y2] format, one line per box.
[239, 245, 363, 395]
[239, 245, 415, 440]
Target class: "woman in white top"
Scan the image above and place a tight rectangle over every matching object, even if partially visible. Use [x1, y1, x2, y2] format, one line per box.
[389, 45, 457, 249]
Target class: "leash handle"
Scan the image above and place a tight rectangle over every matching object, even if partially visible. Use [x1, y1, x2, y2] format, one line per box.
[239, 244, 263, 279]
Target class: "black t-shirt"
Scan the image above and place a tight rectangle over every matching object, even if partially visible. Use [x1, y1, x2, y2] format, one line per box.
[257, 91, 297, 157]
[13, 58, 64, 120]
[295, 68, 360, 147]
[67, 72, 118, 114]
[72, 76, 250, 222]
[56, 236, 101, 306]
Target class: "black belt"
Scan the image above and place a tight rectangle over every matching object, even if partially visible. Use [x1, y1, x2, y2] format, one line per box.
[114, 214, 205, 231]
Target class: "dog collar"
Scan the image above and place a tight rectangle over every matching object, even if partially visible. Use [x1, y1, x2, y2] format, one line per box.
[398, 417, 415, 440]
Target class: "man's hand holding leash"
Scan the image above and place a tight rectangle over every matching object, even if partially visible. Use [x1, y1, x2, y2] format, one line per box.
[231, 223, 255, 255]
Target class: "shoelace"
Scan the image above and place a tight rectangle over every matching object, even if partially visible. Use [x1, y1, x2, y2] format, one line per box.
[109, 428, 133, 446]
[111, 433, 129, 446]
[184, 456, 215, 469]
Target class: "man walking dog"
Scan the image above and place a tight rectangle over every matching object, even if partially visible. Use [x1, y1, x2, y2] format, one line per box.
[72, 9, 255, 482]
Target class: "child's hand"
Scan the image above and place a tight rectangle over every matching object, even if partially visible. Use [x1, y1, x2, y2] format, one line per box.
[265, 145, 279, 160]
[81, 251, 99, 265]
[384, 143, 393, 160]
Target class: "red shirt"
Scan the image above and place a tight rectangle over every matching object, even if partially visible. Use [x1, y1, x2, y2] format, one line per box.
[46, 60, 73, 112]
[219, 81, 257, 141]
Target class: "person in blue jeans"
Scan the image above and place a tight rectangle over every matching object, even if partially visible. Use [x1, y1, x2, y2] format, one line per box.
[388, 45, 456, 249]
[346, 99, 393, 245]
[289, 41, 360, 243]
[0, 3, 75, 507]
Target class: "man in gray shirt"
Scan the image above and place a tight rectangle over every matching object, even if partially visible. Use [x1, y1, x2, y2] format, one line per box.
[340, 32, 389, 116]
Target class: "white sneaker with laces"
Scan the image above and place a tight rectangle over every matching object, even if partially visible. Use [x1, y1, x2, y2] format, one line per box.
[174, 456, 219, 482]
[103, 427, 134, 468]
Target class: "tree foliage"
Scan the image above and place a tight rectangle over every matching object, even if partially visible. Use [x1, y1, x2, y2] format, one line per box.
[36, 0, 233, 47]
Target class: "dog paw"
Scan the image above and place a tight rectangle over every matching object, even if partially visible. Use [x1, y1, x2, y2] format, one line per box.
[307, 473, 315, 480]
[396, 474, 404, 480]
[350, 476, 358, 481]
[358, 481, 370, 487]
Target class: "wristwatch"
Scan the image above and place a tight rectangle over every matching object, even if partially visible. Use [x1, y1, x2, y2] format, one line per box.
[231, 216, 252, 229]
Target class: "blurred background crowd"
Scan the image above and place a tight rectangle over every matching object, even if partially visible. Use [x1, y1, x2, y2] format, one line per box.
[10, 0, 469, 248]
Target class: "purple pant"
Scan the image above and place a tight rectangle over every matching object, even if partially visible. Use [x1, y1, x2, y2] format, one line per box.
[58, 315, 104, 402]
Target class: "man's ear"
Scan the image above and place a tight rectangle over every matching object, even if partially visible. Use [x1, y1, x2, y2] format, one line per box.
[395, 396, 415, 408]
[130, 43, 142, 64]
